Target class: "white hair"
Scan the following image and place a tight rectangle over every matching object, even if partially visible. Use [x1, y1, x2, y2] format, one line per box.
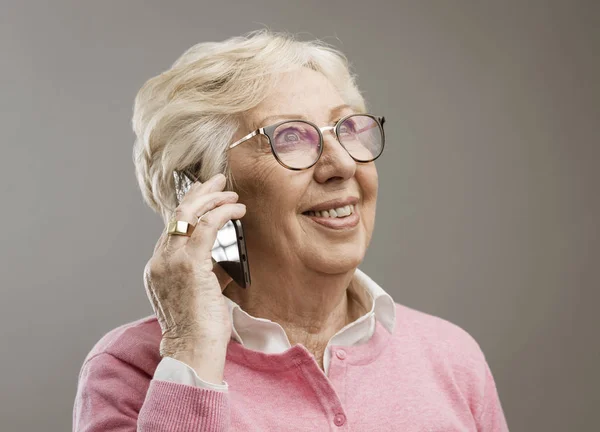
[132, 29, 367, 224]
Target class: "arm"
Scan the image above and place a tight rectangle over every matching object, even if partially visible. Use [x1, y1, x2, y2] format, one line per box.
[73, 352, 230, 431]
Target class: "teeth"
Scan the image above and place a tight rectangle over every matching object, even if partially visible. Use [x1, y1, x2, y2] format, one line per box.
[338, 205, 350, 217]
[306, 205, 355, 218]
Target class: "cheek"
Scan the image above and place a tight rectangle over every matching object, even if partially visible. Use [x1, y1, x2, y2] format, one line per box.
[358, 165, 379, 203]
[230, 144, 275, 204]
[231, 156, 305, 230]
[242, 165, 278, 210]
[357, 166, 379, 238]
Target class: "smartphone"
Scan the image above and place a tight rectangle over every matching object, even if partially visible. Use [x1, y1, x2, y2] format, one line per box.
[173, 169, 251, 289]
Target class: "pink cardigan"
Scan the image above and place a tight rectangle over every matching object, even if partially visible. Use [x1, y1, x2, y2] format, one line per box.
[73, 304, 509, 431]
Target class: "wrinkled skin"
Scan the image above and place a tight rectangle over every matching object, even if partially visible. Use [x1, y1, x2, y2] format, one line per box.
[144, 67, 378, 367]
[144, 175, 245, 357]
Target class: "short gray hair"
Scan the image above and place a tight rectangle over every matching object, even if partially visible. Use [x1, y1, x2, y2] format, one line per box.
[132, 29, 367, 224]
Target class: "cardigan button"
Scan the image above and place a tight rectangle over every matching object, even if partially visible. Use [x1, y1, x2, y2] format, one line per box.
[336, 349, 347, 360]
[334, 413, 346, 426]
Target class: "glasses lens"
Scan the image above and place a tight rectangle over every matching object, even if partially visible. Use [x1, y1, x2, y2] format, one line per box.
[338, 115, 383, 161]
[272, 121, 322, 169]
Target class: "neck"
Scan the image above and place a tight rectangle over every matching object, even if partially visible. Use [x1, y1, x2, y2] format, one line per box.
[223, 264, 368, 358]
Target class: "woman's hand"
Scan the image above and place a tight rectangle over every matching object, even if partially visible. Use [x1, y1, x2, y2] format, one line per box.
[143, 173, 245, 365]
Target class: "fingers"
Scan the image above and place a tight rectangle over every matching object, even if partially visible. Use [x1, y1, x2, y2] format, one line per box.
[179, 174, 227, 217]
[185, 201, 246, 260]
[164, 174, 230, 251]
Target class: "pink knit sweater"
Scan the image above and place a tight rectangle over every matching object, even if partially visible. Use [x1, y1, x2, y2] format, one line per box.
[73, 303, 509, 431]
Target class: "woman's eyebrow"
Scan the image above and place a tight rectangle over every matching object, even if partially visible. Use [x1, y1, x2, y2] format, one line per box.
[329, 104, 355, 120]
[255, 104, 355, 129]
[257, 113, 307, 126]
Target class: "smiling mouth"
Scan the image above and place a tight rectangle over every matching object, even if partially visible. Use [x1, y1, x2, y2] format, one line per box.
[302, 204, 356, 219]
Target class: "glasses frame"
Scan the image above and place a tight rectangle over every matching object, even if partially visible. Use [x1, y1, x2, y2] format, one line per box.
[229, 113, 386, 171]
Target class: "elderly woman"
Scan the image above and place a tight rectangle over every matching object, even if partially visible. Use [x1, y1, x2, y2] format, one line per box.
[73, 30, 509, 431]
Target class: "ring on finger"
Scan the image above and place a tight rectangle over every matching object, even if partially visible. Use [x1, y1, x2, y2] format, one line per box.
[166, 219, 195, 237]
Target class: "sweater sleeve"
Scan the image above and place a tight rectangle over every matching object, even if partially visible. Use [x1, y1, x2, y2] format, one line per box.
[154, 356, 229, 391]
[476, 360, 509, 432]
[73, 352, 230, 431]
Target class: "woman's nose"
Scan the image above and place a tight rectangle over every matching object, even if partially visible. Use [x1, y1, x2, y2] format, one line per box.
[313, 131, 357, 183]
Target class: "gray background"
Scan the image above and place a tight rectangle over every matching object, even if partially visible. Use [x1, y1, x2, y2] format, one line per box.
[1, 1, 598, 431]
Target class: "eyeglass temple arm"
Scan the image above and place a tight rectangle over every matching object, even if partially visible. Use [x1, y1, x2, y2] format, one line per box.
[322, 116, 385, 134]
[229, 129, 262, 149]
[342, 116, 385, 134]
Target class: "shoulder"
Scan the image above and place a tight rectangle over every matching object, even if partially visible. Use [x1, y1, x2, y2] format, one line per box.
[394, 302, 485, 360]
[391, 303, 507, 426]
[392, 302, 489, 390]
[81, 315, 162, 377]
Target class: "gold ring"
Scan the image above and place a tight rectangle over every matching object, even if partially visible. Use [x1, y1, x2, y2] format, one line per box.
[167, 219, 195, 237]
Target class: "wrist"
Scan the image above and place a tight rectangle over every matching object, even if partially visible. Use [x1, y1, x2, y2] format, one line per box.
[160, 336, 230, 360]
[167, 342, 229, 386]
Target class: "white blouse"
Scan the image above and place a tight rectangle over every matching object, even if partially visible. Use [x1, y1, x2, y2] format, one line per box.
[154, 268, 396, 391]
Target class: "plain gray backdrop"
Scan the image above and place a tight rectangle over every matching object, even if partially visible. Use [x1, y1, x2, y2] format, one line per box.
[1, 1, 598, 431]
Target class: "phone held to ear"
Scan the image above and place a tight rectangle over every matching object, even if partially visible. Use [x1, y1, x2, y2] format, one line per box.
[174, 169, 251, 289]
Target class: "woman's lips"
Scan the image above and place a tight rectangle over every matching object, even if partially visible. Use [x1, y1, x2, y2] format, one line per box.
[302, 210, 360, 229]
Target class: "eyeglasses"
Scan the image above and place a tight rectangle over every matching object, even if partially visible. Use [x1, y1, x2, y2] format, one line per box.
[229, 113, 386, 170]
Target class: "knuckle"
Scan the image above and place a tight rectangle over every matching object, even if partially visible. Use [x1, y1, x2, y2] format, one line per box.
[197, 212, 213, 226]
[207, 198, 218, 210]
[173, 206, 188, 218]
[144, 260, 163, 288]
[147, 258, 164, 276]
[205, 215, 220, 229]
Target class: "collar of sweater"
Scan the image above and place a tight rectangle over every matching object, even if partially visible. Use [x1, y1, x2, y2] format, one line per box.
[222, 268, 396, 371]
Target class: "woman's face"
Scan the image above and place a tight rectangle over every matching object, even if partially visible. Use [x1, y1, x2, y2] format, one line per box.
[228, 67, 378, 276]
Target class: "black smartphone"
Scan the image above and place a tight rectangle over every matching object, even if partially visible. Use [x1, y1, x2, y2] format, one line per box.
[173, 169, 251, 289]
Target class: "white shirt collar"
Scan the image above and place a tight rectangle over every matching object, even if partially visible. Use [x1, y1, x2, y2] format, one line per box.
[223, 268, 396, 356]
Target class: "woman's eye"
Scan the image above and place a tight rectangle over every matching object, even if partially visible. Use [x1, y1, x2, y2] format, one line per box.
[276, 128, 303, 143]
[339, 121, 357, 135]
[283, 132, 299, 142]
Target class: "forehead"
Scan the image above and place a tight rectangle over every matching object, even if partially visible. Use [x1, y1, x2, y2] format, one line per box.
[245, 68, 351, 129]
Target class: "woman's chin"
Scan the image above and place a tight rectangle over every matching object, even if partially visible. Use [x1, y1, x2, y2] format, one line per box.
[306, 248, 365, 274]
